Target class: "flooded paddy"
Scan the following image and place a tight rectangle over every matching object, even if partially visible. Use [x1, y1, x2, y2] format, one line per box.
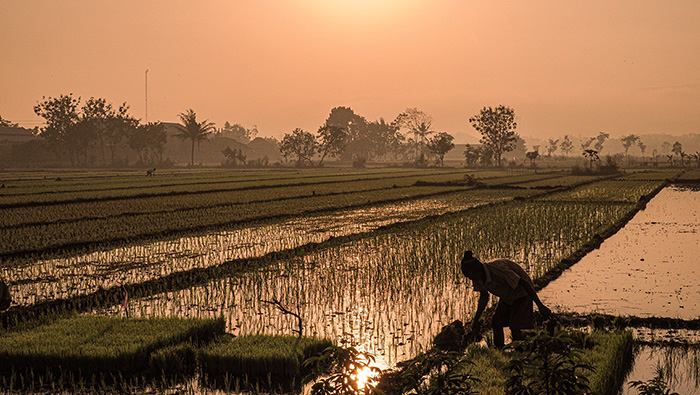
[3, 188, 532, 306]
[622, 345, 700, 395]
[539, 185, 700, 319]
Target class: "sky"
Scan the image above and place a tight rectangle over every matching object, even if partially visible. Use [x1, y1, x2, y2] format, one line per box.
[1, 0, 699, 142]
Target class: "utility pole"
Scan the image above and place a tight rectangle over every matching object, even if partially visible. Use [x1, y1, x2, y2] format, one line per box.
[145, 69, 149, 123]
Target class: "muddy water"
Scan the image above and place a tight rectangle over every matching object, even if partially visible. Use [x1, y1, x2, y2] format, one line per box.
[539, 185, 700, 319]
[621, 345, 700, 395]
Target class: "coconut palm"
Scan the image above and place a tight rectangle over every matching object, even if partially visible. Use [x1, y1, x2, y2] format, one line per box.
[176, 109, 216, 166]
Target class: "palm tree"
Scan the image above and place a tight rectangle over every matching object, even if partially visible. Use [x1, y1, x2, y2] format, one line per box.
[176, 109, 216, 166]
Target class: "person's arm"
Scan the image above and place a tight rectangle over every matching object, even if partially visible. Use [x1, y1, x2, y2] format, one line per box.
[471, 291, 490, 329]
[518, 278, 552, 317]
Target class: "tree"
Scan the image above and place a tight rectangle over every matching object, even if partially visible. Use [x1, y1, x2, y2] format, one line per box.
[463, 144, 481, 167]
[560, 135, 573, 156]
[638, 140, 647, 160]
[593, 131, 609, 152]
[672, 141, 683, 157]
[580, 137, 595, 151]
[280, 128, 317, 166]
[0, 114, 18, 127]
[33, 94, 81, 166]
[469, 105, 518, 167]
[393, 108, 434, 161]
[316, 125, 348, 165]
[526, 150, 540, 169]
[583, 149, 599, 170]
[219, 121, 257, 143]
[426, 132, 455, 167]
[222, 147, 247, 166]
[661, 141, 671, 155]
[324, 106, 371, 162]
[129, 122, 166, 165]
[176, 109, 216, 166]
[546, 138, 559, 157]
[620, 134, 640, 155]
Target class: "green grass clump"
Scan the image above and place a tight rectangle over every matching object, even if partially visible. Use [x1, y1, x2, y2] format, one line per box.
[199, 334, 332, 392]
[460, 329, 634, 395]
[0, 314, 224, 386]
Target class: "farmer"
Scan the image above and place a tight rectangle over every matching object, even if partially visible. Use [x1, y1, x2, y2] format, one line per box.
[0, 278, 11, 311]
[460, 250, 551, 348]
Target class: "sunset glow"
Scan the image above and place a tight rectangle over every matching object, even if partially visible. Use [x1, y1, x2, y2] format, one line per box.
[2, 1, 699, 140]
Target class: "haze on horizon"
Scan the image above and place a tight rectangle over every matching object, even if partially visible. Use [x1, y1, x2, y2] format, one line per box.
[2, 0, 699, 142]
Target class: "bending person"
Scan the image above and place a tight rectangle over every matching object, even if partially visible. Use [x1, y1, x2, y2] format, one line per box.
[460, 250, 551, 348]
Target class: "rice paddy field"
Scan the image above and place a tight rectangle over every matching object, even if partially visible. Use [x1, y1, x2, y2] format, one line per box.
[1, 166, 699, 393]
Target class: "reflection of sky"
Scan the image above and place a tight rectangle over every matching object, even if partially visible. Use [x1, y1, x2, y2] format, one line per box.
[621, 345, 700, 395]
[4, 189, 521, 307]
[540, 186, 700, 319]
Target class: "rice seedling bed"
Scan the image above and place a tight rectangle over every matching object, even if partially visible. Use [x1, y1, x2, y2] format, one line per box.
[0, 173, 473, 229]
[0, 185, 475, 256]
[515, 175, 602, 189]
[676, 168, 700, 181]
[0, 315, 225, 389]
[0, 169, 466, 207]
[620, 169, 682, 181]
[479, 170, 565, 186]
[536, 179, 664, 203]
[3, 188, 536, 306]
[101, 198, 635, 367]
[0, 168, 416, 195]
[199, 334, 332, 392]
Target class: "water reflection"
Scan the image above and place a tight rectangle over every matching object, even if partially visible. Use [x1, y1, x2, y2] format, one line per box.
[540, 185, 700, 319]
[4, 189, 527, 307]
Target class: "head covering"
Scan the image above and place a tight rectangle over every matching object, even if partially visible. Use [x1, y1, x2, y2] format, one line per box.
[461, 250, 481, 278]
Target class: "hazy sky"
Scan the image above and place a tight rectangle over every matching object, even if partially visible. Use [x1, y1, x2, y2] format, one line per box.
[2, 0, 699, 142]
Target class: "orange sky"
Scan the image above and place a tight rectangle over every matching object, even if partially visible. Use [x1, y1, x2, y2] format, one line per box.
[2, 0, 699, 142]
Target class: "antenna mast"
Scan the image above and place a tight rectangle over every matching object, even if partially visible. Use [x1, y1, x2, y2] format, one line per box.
[145, 69, 149, 123]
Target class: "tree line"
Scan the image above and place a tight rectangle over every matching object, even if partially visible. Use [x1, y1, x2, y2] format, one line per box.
[4, 95, 699, 168]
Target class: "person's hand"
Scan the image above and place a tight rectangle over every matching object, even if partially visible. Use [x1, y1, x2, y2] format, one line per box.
[471, 319, 481, 331]
[540, 305, 552, 318]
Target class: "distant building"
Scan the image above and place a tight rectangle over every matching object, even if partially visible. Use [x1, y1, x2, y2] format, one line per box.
[160, 122, 281, 165]
[0, 126, 37, 145]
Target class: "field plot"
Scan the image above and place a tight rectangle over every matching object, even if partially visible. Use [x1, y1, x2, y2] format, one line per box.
[539, 184, 700, 319]
[97, 198, 636, 367]
[536, 179, 663, 203]
[1, 168, 684, 393]
[3, 188, 536, 306]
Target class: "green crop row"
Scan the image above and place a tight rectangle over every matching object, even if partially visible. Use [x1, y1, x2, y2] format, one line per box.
[0, 169, 467, 206]
[0, 173, 474, 228]
[515, 175, 603, 189]
[108, 198, 636, 366]
[4, 188, 536, 307]
[0, 185, 477, 256]
[537, 179, 664, 203]
[0, 168, 413, 196]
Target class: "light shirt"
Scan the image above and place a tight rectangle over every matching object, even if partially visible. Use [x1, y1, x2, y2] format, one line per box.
[472, 259, 535, 304]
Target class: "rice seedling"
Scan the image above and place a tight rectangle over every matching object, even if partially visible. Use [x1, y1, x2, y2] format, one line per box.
[0, 314, 225, 390]
[199, 334, 332, 392]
